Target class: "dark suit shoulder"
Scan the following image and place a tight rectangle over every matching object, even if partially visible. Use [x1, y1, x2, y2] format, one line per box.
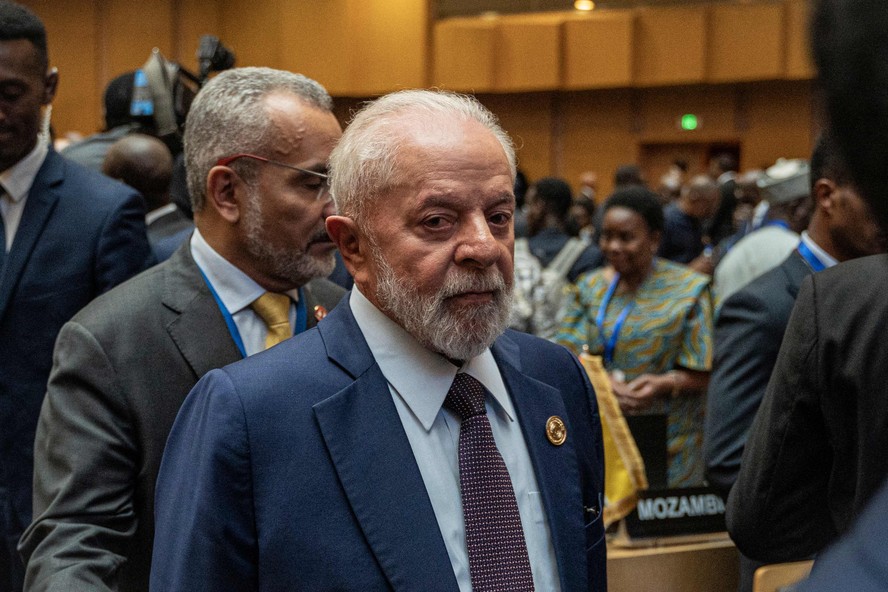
[304, 278, 347, 311]
[66, 248, 195, 337]
[808, 253, 888, 304]
[49, 151, 142, 207]
[720, 251, 809, 328]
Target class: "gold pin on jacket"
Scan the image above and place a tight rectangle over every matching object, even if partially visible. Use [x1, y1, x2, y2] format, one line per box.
[313, 305, 328, 321]
[546, 416, 566, 446]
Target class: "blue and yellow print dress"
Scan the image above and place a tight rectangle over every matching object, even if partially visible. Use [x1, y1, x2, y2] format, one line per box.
[556, 257, 713, 487]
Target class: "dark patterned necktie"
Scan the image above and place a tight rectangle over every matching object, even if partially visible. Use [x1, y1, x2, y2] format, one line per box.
[444, 373, 535, 592]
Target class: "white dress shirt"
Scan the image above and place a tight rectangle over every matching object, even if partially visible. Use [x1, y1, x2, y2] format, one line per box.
[349, 287, 562, 592]
[0, 137, 49, 252]
[189, 229, 299, 356]
[799, 230, 838, 269]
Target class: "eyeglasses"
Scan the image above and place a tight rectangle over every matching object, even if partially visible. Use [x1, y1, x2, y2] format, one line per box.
[216, 153, 331, 202]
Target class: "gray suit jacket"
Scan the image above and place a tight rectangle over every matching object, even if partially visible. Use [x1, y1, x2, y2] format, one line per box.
[704, 250, 811, 496]
[18, 244, 345, 592]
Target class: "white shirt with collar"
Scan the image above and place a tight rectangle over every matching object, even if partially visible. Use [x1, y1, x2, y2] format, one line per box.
[799, 230, 838, 269]
[0, 137, 49, 252]
[349, 286, 562, 592]
[189, 229, 299, 357]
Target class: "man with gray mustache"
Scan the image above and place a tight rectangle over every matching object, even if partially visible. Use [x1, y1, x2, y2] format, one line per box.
[19, 67, 345, 592]
[151, 89, 607, 591]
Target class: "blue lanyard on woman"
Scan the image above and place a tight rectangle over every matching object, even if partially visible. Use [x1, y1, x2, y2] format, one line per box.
[797, 241, 827, 272]
[197, 268, 307, 358]
[595, 273, 635, 366]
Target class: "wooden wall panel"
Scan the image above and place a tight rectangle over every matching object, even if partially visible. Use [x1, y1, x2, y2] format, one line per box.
[346, 0, 428, 95]
[102, 0, 175, 81]
[493, 14, 561, 92]
[22, 0, 103, 135]
[563, 12, 634, 90]
[279, 0, 352, 94]
[433, 18, 497, 92]
[741, 80, 815, 170]
[634, 7, 707, 87]
[786, 0, 815, 79]
[709, 3, 785, 82]
[479, 92, 555, 182]
[174, 0, 222, 74]
[219, 0, 282, 69]
[560, 89, 637, 200]
[638, 85, 738, 142]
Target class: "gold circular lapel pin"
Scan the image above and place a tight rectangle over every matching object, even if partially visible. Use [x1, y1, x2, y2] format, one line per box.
[546, 416, 566, 446]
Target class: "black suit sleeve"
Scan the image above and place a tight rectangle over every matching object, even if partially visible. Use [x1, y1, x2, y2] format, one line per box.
[19, 322, 139, 592]
[704, 287, 783, 496]
[726, 276, 835, 562]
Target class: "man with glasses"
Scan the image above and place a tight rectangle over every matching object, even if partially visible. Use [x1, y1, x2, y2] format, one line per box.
[18, 67, 345, 592]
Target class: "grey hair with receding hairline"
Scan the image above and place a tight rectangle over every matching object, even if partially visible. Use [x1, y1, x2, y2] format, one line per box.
[184, 67, 333, 213]
[328, 89, 516, 224]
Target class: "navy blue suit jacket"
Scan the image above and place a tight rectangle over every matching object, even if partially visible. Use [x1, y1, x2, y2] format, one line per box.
[705, 250, 811, 497]
[151, 298, 606, 591]
[0, 151, 152, 544]
[799, 476, 888, 591]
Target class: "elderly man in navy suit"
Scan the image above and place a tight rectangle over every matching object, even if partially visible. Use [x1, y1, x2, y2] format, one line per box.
[151, 89, 606, 591]
[0, 3, 151, 590]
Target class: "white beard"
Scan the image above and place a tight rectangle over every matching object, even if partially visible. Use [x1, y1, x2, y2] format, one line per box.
[371, 245, 513, 361]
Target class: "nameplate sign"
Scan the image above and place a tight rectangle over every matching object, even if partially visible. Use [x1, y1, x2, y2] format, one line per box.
[623, 486, 727, 539]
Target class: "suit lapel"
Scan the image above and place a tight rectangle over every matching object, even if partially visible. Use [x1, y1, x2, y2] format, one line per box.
[162, 245, 241, 378]
[784, 249, 814, 300]
[313, 301, 458, 591]
[0, 153, 62, 318]
[492, 336, 589, 591]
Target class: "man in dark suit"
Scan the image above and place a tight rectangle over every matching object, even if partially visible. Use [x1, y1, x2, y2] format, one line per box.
[727, 251, 888, 563]
[739, 1, 888, 588]
[102, 133, 193, 262]
[706, 133, 884, 590]
[18, 67, 345, 592]
[0, 4, 153, 590]
[150, 89, 606, 591]
[524, 176, 603, 281]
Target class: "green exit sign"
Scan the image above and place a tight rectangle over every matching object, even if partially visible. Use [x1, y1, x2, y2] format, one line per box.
[680, 113, 699, 131]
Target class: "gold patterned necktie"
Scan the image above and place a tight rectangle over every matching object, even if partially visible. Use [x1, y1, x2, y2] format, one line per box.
[251, 292, 292, 349]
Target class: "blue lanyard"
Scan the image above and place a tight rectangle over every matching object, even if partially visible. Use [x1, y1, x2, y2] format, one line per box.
[293, 289, 308, 334]
[198, 268, 307, 358]
[797, 241, 827, 273]
[595, 273, 634, 366]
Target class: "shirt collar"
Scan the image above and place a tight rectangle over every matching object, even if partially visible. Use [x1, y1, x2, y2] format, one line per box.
[349, 286, 515, 431]
[189, 228, 299, 314]
[800, 230, 838, 268]
[146, 202, 178, 225]
[0, 137, 49, 201]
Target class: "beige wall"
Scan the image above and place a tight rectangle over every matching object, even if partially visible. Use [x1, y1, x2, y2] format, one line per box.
[22, 0, 816, 193]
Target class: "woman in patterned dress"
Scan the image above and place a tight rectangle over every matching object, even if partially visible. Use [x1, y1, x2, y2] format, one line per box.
[556, 186, 713, 487]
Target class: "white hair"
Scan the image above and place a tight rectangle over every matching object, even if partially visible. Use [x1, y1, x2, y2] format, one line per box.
[328, 89, 516, 224]
[184, 67, 332, 212]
